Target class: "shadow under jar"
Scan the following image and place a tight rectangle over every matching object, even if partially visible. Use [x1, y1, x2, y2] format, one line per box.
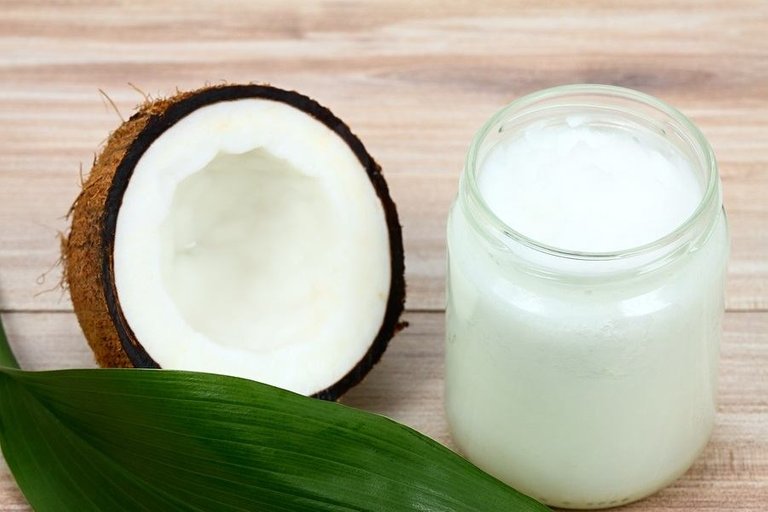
[445, 85, 729, 509]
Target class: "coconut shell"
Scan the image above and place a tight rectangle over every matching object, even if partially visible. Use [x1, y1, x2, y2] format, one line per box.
[63, 84, 406, 400]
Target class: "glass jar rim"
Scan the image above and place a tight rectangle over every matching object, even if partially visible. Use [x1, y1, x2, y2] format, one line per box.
[463, 83, 720, 261]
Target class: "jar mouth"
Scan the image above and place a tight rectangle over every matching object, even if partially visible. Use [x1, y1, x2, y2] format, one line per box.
[464, 84, 720, 261]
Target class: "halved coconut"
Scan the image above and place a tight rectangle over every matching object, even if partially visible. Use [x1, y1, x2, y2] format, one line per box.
[64, 85, 405, 400]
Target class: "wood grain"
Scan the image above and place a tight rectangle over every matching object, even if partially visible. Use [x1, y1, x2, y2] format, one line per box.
[0, 1, 766, 510]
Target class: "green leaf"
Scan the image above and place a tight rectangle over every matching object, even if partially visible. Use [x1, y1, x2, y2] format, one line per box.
[0, 319, 550, 512]
[0, 315, 18, 369]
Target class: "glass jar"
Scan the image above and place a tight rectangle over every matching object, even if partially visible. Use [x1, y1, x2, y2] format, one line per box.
[444, 85, 729, 509]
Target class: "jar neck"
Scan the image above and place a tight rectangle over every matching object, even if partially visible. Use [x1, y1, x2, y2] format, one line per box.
[459, 84, 722, 278]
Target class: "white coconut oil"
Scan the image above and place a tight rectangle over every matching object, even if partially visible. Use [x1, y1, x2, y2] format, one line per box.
[445, 85, 729, 509]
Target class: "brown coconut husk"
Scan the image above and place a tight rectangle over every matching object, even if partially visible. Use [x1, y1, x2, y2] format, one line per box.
[64, 92, 198, 368]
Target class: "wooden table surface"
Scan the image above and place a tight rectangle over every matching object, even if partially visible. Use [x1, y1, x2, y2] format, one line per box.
[1, 1, 766, 510]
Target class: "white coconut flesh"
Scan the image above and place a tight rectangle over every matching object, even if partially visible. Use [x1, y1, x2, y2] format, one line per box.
[113, 99, 391, 395]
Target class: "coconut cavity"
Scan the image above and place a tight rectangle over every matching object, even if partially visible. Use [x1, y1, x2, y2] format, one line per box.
[159, 148, 339, 353]
[64, 86, 405, 399]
